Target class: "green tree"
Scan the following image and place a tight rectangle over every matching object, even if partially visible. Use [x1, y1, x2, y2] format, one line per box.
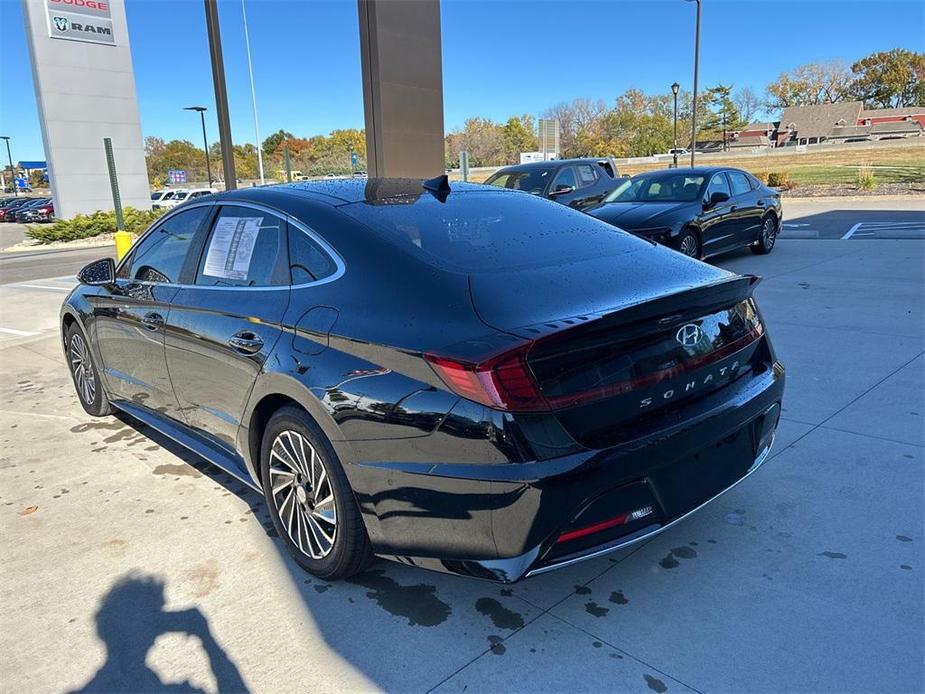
[261, 129, 295, 156]
[702, 84, 745, 143]
[500, 115, 538, 162]
[850, 48, 925, 108]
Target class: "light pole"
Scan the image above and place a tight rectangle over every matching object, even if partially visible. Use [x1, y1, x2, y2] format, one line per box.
[241, 0, 265, 185]
[1, 136, 16, 196]
[671, 82, 680, 168]
[184, 106, 213, 186]
[204, 0, 236, 189]
[685, 0, 701, 167]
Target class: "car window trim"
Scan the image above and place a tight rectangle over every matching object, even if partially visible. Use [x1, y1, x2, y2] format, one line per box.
[114, 200, 345, 291]
[551, 166, 577, 191]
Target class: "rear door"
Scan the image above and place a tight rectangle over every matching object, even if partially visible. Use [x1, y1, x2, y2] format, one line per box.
[571, 163, 609, 209]
[91, 205, 212, 416]
[164, 204, 291, 453]
[726, 169, 763, 247]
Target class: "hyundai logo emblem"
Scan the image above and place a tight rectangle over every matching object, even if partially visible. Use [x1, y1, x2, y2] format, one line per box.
[676, 323, 704, 347]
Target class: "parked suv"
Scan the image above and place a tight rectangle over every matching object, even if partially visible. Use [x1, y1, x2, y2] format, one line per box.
[484, 158, 623, 210]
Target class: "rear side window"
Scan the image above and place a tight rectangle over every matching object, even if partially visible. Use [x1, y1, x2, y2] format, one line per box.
[576, 164, 598, 188]
[289, 227, 338, 284]
[195, 206, 288, 287]
[118, 206, 210, 283]
[727, 171, 752, 196]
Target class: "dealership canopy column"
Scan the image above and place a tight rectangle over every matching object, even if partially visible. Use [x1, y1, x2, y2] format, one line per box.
[357, 0, 445, 178]
[22, 0, 149, 218]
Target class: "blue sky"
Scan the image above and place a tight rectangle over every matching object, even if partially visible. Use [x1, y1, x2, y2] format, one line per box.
[1, 0, 923, 160]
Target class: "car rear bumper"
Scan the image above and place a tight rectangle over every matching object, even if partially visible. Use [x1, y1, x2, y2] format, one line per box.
[354, 361, 785, 582]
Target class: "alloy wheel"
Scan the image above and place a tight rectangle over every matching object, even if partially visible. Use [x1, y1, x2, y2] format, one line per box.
[268, 430, 337, 559]
[69, 333, 96, 405]
[762, 217, 777, 250]
[679, 234, 699, 258]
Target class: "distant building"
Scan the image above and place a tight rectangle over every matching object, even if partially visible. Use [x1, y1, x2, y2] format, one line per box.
[774, 102, 925, 147]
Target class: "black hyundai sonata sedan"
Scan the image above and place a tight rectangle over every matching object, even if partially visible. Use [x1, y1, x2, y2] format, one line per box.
[587, 167, 783, 259]
[62, 177, 784, 582]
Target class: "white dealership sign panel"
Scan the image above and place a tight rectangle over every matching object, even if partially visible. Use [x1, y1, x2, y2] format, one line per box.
[23, 0, 150, 218]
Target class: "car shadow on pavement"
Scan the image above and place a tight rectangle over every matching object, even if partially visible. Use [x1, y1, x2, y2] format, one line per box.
[69, 572, 249, 693]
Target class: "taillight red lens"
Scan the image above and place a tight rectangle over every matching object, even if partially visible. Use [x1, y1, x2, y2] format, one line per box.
[425, 344, 550, 412]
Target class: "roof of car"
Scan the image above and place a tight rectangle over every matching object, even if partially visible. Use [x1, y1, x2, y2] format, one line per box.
[216, 178, 501, 206]
[493, 158, 614, 173]
[632, 166, 738, 177]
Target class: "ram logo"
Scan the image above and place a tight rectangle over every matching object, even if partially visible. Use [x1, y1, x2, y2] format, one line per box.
[53, 16, 68, 31]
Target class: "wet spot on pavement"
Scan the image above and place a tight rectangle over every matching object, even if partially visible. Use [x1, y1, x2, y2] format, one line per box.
[671, 546, 697, 559]
[818, 551, 847, 559]
[499, 588, 512, 597]
[900, 565, 912, 570]
[660, 546, 698, 569]
[896, 535, 912, 542]
[574, 585, 591, 595]
[585, 601, 609, 617]
[185, 560, 220, 597]
[609, 590, 628, 605]
[70, 421, 124, 433]
[487, 635, 506, 655]
[152, 463, 202, 478]
[314, 584, 330, 593]
[475, 597, 524, 630]
[644, 674, 668, 692]
[592, 641, 602, 648]
[347, 569, 451, 627]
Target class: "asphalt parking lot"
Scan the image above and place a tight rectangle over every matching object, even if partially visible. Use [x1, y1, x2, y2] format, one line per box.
[1, 197, 923, 693]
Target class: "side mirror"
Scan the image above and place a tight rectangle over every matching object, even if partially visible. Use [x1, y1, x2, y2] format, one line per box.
[550, 184, 575, 196]
[705, 191, 730, 208]
[78, 257, 116, 286]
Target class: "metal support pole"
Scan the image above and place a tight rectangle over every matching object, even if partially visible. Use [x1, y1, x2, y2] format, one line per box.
[204, 0, 237, 190]
[690, 0, 701, 168]
[105, 138, 133, 260]
[284, 145, 292, 183]
[199, 110, 213, 186]
[460, 151, 469, 182]
[241, 0, 265, 185]
[2, 137, 16, 196]
[672, 86, 679, 169]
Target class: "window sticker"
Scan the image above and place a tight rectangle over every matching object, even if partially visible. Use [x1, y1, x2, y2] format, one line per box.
[203, 217, 262, 280]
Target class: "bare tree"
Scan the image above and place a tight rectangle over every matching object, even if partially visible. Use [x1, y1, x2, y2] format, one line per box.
[766, 60, 852, 109]
[734, 86, 762, 124]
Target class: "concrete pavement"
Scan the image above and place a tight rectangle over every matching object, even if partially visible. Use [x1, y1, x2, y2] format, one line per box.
[0, 206, 923, 692]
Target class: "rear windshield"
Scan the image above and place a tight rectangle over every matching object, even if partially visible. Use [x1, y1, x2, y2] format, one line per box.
[339, 191, 644, 273]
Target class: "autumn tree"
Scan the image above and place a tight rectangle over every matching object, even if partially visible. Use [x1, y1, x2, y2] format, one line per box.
[261, 129, 295, 156]
[500, 115, 538, 161]
[850, 48, 925, 108]
[765, 60, 852, 109]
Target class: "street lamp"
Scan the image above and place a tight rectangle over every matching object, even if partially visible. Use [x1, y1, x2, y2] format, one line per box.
[184, 106, 213, 186]
[685, 0, 702, 167]
[671, 82, 680, 168]
[0, 136, 16, 196]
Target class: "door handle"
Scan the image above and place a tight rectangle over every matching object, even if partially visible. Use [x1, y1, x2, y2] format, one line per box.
[228, 331, 264, 354]
[142, 312, 164, 330]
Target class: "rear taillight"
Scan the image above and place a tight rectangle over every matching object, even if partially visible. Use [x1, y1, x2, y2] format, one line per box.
[425, 343, 550, 412]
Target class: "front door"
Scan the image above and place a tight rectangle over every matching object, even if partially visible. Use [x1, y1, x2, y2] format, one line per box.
[699, 172, 738, 255]
[90, 205, 212, 416]
[164, 204, 292, 453]
[726, 169, 764, 247]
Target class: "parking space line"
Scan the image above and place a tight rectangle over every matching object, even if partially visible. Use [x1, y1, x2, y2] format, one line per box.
[0, 327, 41, 336]
[4, 283, 71, 291]
[841, 222, 863, 240]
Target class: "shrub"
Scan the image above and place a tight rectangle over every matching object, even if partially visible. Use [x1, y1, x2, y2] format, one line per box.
[767, 171, 790, 187]
[26, 207, 165, 244]
[754, 171, 770, 185]
[856, 164, 876, 191]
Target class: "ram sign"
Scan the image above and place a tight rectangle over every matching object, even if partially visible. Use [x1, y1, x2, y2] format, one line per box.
[46, 0, 115, 45]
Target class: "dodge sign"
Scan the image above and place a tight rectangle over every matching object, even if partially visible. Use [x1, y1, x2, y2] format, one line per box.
[47, 0, 115, 45]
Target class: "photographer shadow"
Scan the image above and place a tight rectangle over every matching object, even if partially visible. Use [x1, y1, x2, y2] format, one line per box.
[70, 573, 248, 693]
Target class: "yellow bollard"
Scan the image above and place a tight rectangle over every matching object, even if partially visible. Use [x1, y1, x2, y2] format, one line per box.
[114, 230, 133, 260]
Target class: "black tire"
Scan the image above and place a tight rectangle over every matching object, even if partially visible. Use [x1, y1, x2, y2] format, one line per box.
[66, 322, 112, 416]
[260, 405, 372, 580]
[752, 214, 778, 255]
[676, 228, 701, 259]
